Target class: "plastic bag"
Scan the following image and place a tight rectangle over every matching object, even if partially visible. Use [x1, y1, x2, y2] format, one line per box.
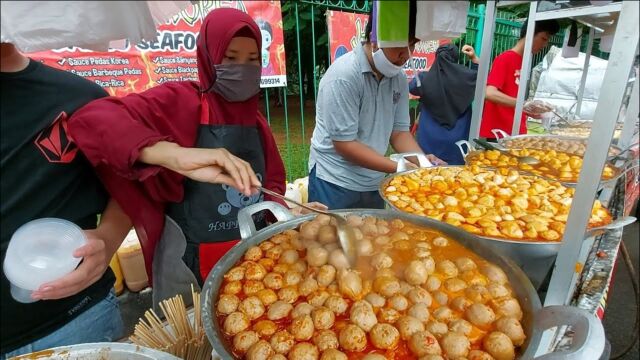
[1, 1, 189, 53]
[523, 100, 555, 116]
[415, 1, 470, 41]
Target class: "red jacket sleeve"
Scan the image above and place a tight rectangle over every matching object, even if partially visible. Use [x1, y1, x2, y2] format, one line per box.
[256, 113, 287, 207]
[69, 82, 201, 203]
[487, 52, 510, 90]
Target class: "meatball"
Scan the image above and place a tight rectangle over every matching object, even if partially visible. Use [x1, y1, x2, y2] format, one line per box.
[389, 294, 409, 311]
[337, 269, 363, 300]
[338, 324, 367, 352]
[290, 314, 315, 341]
[280, 249, 300, 264]
[396, 316, 426, 340]
[405, 260, 429, 285]
[288, 342, 319, 360]
[370, 323, 400, 350]
[480, 264, 508, 285]
[432, 236, 449, 247]
[292, 302, 315, 318]
[419, 356, 444, 360]
[454, 257, 477, 272]
[253, 320, 278, 337]
[217, 294, 240, 315]
[246, 340, 274, 360]
[278, 286, 300, 303]
[362, 355, 386, 360]
[408, 303, 431, 323]
[324, 296, 348, 315]
[257, 289, 279, 306]
[371, 252, 394, 270]
[258, 258, 276, 272]
[495, 317, 526, 346]
[492, 297, 523, 321]
[468, 350, 495, 360]
[425, 275, 441, 291]
[318, 225, 338, 244]
[307, 247, 329, 267]
[239, 296, 266, 320]
[268, 301, 294, 320]
[436, 260, 459, 278]
[357, 236, 375, 256]
[378, 307, 401, 324]
[373, 276, 401, 298]
[285, 271, 303, 287]
[317, 265, 337, 287]
[233, 330, 259, 354]
[225, 266, 245, 281]
[301, 221, 321, 241]
[425, 321, 448, 338]
[483, 331, 515, 360]
[223, 280, 242, 295]
[444, 278, 467, 293]
[320, 349, 347, 360]
[449, 319, 472, 336]
[450, 296, 472, 312]
[376, 268, 396, 279]
[259, 240, 276, 252]
[270, 330, 295, 354]
[271, 354, 287, 360]
[328, 249, 350, 270]
[365, 292, 386, 308]
[313, 329, 339, 352]
[299, 277, 320, 297]
[487, 283, 511, 298]
[422, 257, 436, 274]
[433, 306, 454, 322]
[375, 235, 392, 246]
[308, 291, 331, 307]
[350, 300, 377, 331]
[245, 246, 263, 261]
[223, 312, 250, 336]
[312, 307, 336, 330]
[292, 260, 308, 274]
[245, 261, 268, 281]
[465, 285, 490, 304]
[466, 303, 496, 328]
[244, 280, 265, 295]
[266, 245, 284, 260]
[408, 287, 432, 306]
[432, 291, 448, 306]
[409, 331, 442, 357]
[441, 332, 470, 358]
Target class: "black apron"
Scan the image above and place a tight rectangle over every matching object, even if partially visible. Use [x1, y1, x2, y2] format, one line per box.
[166, 96, 266, 283]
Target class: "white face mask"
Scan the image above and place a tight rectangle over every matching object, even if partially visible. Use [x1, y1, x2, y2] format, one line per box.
[372, 48, 403, 78]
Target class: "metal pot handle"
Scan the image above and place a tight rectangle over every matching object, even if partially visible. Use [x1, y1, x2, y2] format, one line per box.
[390, 153, 432, 173]
[532, 305, 605, 360]
[455, 140, 475, 158]
[238, 201, 296, 240]
[491, 128, 510, 140]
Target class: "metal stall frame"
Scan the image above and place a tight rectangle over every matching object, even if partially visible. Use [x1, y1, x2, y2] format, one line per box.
[468, 0, 639, 357]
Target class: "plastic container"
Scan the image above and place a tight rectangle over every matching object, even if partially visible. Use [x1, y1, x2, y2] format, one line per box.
[3, 218, 87, 303]
[117, 230, 148, 292]
[109, 254, 124, 295]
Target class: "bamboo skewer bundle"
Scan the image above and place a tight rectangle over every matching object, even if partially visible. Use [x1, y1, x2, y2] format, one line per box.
[130, 286, 212, 360]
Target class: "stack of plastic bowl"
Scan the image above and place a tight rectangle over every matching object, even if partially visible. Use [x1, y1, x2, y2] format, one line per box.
[3, 218, 87, 303]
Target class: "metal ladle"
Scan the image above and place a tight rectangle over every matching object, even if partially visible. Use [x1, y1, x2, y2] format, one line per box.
[258, 187, 358, 267]
[474, 138, 541, 165]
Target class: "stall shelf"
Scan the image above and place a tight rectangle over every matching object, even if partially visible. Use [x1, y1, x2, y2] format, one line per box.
[467, 0, 639, 357]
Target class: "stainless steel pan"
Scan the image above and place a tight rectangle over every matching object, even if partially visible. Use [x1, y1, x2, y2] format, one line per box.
[202, 201, 606, 360]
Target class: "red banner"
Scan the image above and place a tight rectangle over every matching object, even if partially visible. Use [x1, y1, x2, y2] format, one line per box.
[326, 10, 445, 81]
[29, 1, 287, 97]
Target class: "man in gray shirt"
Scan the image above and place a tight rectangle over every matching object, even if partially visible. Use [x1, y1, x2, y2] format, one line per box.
[308, 18, 443, 209]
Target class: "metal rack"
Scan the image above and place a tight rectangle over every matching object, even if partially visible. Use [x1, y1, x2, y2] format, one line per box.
[467, 0, 639, 356]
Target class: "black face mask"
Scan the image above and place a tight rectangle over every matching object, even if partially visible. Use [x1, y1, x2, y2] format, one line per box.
[210, 63, 261, 102]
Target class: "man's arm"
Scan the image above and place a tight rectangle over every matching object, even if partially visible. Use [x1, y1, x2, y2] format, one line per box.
[390, 131, 423, 153]
[333, 140, 398, 173]
[485, 85, 517, 107]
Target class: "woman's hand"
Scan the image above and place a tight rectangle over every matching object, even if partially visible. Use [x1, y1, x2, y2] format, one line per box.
[140, 141, 261, 195]
[461, 44, 479, 64]
[290, 202, 329, 216]
[427, 154, 447, 166]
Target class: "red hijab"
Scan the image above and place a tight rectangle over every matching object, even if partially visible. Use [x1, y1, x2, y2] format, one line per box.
[68, 8, 286, 280]
[197, 8, 262, 126]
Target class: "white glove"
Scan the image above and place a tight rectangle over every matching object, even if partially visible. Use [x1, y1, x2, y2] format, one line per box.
[523, 100, 555, 116]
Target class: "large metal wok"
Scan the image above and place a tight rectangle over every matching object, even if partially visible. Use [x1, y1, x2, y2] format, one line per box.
[201, 201, 605, 360]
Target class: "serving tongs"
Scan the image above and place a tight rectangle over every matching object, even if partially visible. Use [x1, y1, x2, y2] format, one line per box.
[584, 216, 637, 238]
[473, 138, 541, 165]
[258, 187, 358, 267]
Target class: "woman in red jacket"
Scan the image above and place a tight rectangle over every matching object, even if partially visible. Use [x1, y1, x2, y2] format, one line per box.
[69, 8, 323, 304]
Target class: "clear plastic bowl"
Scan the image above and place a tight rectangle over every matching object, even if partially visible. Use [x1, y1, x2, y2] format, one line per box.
[3, 218, 87, 303]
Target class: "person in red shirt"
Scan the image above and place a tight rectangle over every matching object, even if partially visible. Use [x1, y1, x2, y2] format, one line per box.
[480, 19, 560, 139]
